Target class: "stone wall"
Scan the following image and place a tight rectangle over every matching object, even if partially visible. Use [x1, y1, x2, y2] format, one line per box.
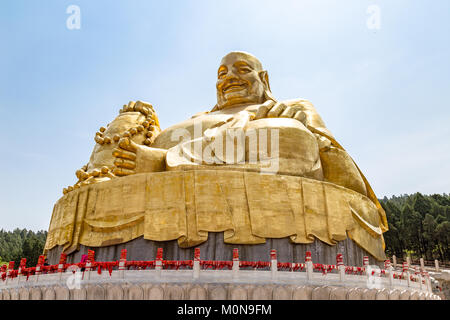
[0, 282, 439, 300]
[0, 266, 441, 300]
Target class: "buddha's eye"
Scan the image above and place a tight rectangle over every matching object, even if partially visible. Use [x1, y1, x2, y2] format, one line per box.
[239, 67, 251, 73]
[218, 69, 227, 79]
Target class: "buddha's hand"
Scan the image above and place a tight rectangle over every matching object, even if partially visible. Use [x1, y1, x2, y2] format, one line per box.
[112, 137, 167, 176]
[254, 100, 307, 126]
[315, 133, 332, 152]
[120, 100, 154, 116]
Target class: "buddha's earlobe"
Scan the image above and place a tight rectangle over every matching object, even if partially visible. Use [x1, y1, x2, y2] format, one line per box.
[260, 70, 276, 102]
[264, 89, 276, 102]
[259, 70, 271, 92]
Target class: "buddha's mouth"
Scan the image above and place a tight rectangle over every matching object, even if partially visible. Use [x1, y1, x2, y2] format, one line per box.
[223, 83, 247, 93]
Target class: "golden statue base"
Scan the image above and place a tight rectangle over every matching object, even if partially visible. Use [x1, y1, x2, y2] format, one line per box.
[45, 170, 386, 263]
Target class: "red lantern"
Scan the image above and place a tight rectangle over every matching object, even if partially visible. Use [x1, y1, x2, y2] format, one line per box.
[305, 251, 312, 262]
[59, 253, 67, 265]
[233, 248, 239, 260]
[87, 250, 95, 263]
[20, 258, 27, 269]
[37, 255, 45, 266]
[270, 249, 277, 260]
[336, 254, 343, 267]
[120, 249, 127, 260]
[194, 248, 200, 261]
[156, 248, 163, 261]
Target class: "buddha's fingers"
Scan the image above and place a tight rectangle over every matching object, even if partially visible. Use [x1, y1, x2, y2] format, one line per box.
[114, 158, 136, 170]
[112, 167, 135, 176]
[112, 148, 136, 161]
[315, 134, 332, 151]
[118, 137, 138, 153]
[75, 169, 85, 180]
[127, 101, 136, 111]
[280, 106, 296, 118]
[294, 111, 307, 125]
[135, 100, 154, 110]
[267, 102, 286, 118]
[254, 100, 276, 120]
[254, 106, 268, 119]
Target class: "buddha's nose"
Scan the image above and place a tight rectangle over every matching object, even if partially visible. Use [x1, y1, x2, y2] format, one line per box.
[223, 72, 240, 83]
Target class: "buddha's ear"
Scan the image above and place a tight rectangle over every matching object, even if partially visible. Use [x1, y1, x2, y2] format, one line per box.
[259, 70, 271, 92]
[259, 70, 276, 102]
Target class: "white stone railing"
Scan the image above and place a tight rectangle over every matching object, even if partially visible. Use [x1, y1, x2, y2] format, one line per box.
[0, 248, 436, 297]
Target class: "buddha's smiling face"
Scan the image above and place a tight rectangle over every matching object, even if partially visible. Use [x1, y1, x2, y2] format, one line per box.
[216, 52, 268, 110]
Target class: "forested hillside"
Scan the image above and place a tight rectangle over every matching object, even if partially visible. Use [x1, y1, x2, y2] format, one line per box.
[0, 229, 47, 267]
[380, 193, 450, 262]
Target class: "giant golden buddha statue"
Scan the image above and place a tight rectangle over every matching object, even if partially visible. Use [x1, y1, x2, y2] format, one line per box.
[45, 52, 388, 265]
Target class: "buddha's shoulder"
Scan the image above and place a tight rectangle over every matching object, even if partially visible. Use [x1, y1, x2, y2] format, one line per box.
[279, 98, 334, 138]
[191, 111, 209, 119]
[279, 98, 315, 110]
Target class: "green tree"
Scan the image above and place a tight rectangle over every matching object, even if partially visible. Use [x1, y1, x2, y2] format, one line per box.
[0, 229, 47, 267]
[423, 214, 437, 260]
[381, 193, 450, 262]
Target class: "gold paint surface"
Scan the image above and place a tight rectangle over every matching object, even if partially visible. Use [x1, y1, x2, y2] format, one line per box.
[45, 171, 386, 260]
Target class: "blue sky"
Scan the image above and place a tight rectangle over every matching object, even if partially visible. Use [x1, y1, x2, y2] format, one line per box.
[0, 0, 449, 231]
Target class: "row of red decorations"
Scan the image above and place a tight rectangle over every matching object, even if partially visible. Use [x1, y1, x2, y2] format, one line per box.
[1, 249, 428, 284]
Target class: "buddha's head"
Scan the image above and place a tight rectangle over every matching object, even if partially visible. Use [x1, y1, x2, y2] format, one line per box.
[215, 51, 274, 110]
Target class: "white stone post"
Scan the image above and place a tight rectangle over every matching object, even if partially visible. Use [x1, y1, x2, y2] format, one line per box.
[388, 267, 394, 287]
[36, 256, 43, 276]
[58, 253, 66, 281]
[418, 272, 424, 291]
[403, 262, 410, 287]
[232, 248, 240, 279]
[425, 273, 432, 293]
[305, 251, 313, 281]
[155, 248, 163, 278]
[406, 256, 411, 268]
[85, 262, 92, 280]
[86, 250, 95, 280]
[119, 249, 127, 279]
[1, 264, 6, 286]
[363, 256, 370, 283]
[384, 260, 393, 287]
[18, 258, 26, 283]
[193, 248, 200, 280]
[420, 258, 425, 272]
[34, 255, 45, 284]
[392, 255, 397, 268]
[435, 259, 440, 272]
[35, 265, 41, 283]
[6, 262, 14, 285]
[337, 254, 345, 283]
[58, 263, 64, 281]
[270, 249, 278, 280]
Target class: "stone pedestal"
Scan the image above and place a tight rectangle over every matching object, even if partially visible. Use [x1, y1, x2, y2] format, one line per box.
[47, 233, 383, 267]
